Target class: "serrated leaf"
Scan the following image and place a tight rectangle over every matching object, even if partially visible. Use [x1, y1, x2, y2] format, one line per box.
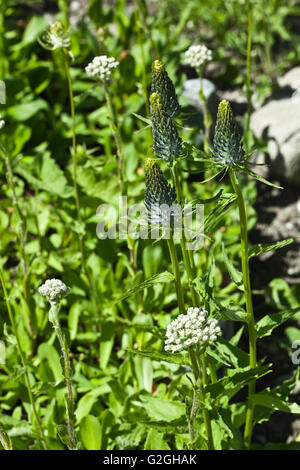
[248, 238, 296, 259]
[245, 168, 283, 189]
[204, 364, 271, 402]
[256, 307, 300, 338]
[251, 392, 300, 414]
[114, 271, 174, 303]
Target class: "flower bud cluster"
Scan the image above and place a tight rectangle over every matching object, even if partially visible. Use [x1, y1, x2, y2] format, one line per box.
[39, 279, 70, 304]
[43, 22, 71, 50]
[164, 307, 221, 353]
[85, 55, 119, 82]
[184, 44, 212, 69]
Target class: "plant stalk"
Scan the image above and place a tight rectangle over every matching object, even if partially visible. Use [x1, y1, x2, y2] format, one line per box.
[0, 268, 47, 450]
[229, 169, 256, 448]
[189, 348, 214, 450]
[245, 0, 253, 153]
[49, 302, 76, 450]
[166, 234, 185, 315]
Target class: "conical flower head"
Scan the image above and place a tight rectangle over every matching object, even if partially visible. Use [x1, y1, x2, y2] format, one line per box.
[144, 159, 180, 227]
[213, 100, 245, 167]
[151, 60, 180, 118]
[150, 92, 182, 163]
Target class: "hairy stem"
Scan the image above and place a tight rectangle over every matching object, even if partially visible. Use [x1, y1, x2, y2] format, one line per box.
[229, 169, 256, 448]
[0, 268, 47, 450]
[189, 349, 214, 450]
[49, 303, 76, 450]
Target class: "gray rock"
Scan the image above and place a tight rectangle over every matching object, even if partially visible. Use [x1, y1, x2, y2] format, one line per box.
[181, 78, 217, 112]
[278, 66, 300, 89]
[181, 78, 218, 140]
[250, 92, 300, 187]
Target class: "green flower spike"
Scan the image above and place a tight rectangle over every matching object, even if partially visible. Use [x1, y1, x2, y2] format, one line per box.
[213, 100, 246, 168]
[144, 159, 180, 227]
[150, 92, 182, 163]
[151, 60, 180, 118]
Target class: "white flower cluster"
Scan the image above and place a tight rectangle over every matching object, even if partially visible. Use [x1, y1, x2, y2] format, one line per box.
[0, 114, 5, 130]
[164, 307, 221, 353]
[85, 55, 119, 82]
[184, 45, 213, 69]
[39, 278, 70, 303]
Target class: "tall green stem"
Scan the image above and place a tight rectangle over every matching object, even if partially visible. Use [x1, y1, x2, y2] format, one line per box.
[189, 349, 214, 450]
[197, 68, 212, 154]
[229, 169, 256, 448]
[62, 53, 99, 310]
[245, 0, 253, 153]
[104, 85, 125, 195]
[171, 164, 200, 307]
[166, 234, 185, 315]
[0, 268, 47, 450]
[104, 84, 137, 270]
[0, 142, 34, 337]
[49, 303, 76, 449]
[63, 54, 85, 268]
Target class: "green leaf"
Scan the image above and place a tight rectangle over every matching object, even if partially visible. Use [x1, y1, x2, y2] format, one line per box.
[245, 168, 283, 189]
[127, 348, 190, 367]
[221, 305, 247, 322]
[205, 193, 237, 233]
[138, 393, 186, 422]
[68, 303, 82, 341]
[251, 392, 300, 414]
[8, 99, 48, 121]
[144, 429, 170, 450]
[133, 356, 153, 393]
[256, 307, 300, 338]
[221, 243, 244, 290]
[248, 238, 296, 259]
[80, 415, 102, 450]
[114, 271, 174, 303]
[100, 321, 115, 370]
[38, 343, 63, 382]
[205, 364, 271, 402]
[75, 384, 111, 424]
[213, 337, 249, 369]
[132, 112, 151, 125]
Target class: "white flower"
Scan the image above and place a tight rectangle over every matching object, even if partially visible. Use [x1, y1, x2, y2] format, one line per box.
[164, 307, 221, 354]
[184, 44, 213, 69]
[40, 22, 71, 51]
[85, 55, 119, 82]
[0, 114, 5, 130]
[39, 278, 70, 303]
